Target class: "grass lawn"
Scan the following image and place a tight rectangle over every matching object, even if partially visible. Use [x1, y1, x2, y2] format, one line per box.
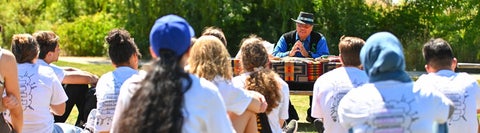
[53, 60, 115, 76]
[290, 95, 317, 133]
[52, 61, 115, 125]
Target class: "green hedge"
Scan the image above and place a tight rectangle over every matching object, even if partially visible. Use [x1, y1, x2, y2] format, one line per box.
[55, 12, 118, 56]
[1, 0, 479, 71]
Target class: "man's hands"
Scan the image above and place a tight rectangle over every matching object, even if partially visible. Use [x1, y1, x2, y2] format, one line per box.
[289, 40, 310, 57]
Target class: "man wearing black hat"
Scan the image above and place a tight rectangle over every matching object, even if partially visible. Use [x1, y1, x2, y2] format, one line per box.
[273, 11, 330, 124]
[272, 11, 329, 58]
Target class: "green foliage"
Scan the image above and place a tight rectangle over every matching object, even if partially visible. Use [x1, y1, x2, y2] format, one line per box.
[55, 12, 118, 56]
[117, 0, 316, 57]
[404, 0, 480, 69]
[0, 0, 47, 48]
[1, 0, 479, 70]
[314, 0, 378, 55]
[313, 0, 479, 70]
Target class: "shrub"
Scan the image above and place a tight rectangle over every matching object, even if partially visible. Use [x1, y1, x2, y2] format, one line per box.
[55, 12, 119, 56]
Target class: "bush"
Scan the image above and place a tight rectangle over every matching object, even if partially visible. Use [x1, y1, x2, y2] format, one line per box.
[1, 0, 479, 71]
[0, 0, 45, 49]
[55, 12, 119, 56]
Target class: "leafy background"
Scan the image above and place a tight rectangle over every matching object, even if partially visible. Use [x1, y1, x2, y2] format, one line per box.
[1, 0, 479, 71]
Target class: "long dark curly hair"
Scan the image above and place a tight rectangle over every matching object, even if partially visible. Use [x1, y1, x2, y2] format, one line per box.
[240, 35, 281, 113]
[117, 49, 192, 133]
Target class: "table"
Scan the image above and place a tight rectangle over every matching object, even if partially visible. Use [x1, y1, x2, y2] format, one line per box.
[231, 57, 341, 95]
[231, 57, 341, 122]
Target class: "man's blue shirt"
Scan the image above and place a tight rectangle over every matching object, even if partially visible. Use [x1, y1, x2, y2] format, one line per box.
[272, 32, 329, 58]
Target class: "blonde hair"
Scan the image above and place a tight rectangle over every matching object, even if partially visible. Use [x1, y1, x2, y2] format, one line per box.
[188, 36, 232, 80]
[239, 35, 281, 113]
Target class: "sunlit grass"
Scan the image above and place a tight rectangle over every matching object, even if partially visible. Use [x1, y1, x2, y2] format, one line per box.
[52, 61, 114, 125]
[53, 60, 115, 76]
[291, 95, 316, 133]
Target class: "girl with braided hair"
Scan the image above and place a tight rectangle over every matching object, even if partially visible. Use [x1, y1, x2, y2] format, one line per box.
[188, 35, 268, 133]
[232, 35, 290, 133]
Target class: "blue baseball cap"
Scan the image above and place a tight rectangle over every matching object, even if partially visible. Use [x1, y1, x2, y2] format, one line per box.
[149, 14, 195, 57]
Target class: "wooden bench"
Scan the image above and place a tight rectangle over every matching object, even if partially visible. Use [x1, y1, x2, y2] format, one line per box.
[457, 63, 480, 69]
[457, 63, 480, 82]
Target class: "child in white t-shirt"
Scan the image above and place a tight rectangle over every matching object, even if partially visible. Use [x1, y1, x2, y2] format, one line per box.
[415, 38, 480, 133]
[11, 34, 81, 133]
[233, 35, 290, 133]
[85, 29, 140, 133]
[338, 32, 454, 133]
[187, 35, 268, 133]
[312, 36, 368, 133]
[110, 15, 234, 133]
[33, 31, 99, 126]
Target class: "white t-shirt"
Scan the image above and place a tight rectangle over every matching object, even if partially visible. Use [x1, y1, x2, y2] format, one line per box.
[17, 63, 68, 133]
[312, 67, 369, 133]
[212, 76, 253, 115]
[94, 66, 138, 132]
[416, 70, 480, 133]
[232, 73, 289, 133]
[338, 80, 453, 133]
[37, 59, 65, 81]
[111, 71, 235, 133]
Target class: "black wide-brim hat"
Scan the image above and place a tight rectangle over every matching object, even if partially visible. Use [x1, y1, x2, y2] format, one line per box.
[291, 11, 317, 25]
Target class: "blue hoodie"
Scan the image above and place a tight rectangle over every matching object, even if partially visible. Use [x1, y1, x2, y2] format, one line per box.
[360, 32, 411, 83]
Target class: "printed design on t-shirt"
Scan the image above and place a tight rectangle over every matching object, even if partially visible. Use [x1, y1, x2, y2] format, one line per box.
[330, 89, 348, 122]
[368, 95, 418, 133]
[19, 71, 36, 111]
[96, 79, 122, 128]
[330, 80, 362, 122]
[95, 115, 113, 128]
[441, 89, 468, 123]
[427, 77, 470, 124]
[330, 80, 365, 122]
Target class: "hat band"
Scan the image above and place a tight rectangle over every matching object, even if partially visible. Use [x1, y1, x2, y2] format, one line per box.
[299, 17, 314, 23]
